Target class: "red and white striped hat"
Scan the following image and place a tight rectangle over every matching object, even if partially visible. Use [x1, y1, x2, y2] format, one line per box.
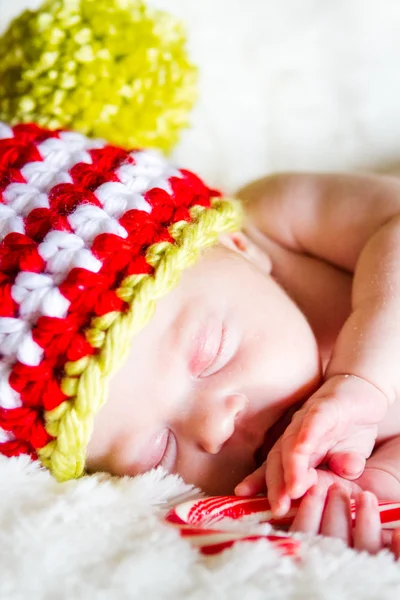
[0, 122, 242, 480]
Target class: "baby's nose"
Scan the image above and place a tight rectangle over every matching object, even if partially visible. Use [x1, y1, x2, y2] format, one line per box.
[197, 393, 248, 454]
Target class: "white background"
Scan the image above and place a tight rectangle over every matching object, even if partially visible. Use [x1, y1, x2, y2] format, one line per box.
[1, 0, 400, 191]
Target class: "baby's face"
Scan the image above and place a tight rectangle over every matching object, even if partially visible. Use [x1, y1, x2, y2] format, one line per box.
[86, 234, 321, 494]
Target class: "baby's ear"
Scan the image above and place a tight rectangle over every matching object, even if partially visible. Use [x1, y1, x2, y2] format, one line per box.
[218, 232, 272, 275]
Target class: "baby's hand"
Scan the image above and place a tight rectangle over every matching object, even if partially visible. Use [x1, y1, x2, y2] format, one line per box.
[236, 373, 388, 515]
[270, 374, 385, 513]
[290, 483, 400, 557]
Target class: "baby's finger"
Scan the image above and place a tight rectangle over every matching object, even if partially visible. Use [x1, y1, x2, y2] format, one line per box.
[266, 443, 291, 517]
[290, 485, 328, 534]
[280, 427, 318, 498]
[320, 484, 352, 545]
[328, 452, 366, 480]
[234, 464, 266, 496]
[353, 492, 382, 554]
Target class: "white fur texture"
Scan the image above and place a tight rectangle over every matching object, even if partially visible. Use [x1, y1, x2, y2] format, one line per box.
[1, 0, 400, 597]
[1, 456, 400, 599]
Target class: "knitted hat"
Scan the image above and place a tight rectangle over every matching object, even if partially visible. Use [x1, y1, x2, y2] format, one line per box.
[0, 3, 243, 481]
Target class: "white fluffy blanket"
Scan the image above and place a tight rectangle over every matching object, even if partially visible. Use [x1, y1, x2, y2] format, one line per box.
[2, 457, 400, 599]
[1, 1, 400, 597]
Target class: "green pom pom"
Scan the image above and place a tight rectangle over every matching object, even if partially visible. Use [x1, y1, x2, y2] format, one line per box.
[0, 0, 197, 152]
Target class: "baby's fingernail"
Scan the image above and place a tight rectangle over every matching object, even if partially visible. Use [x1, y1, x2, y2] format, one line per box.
[273, 496, 291, 517]
[235, 482, 250, 496]
[360, 491, 378, 508]
[329, 483, 348, 497]
[289, 483, 303, 499]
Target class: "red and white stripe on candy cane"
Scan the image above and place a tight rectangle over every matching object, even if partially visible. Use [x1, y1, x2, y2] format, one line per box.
[165, 496, 299, 557]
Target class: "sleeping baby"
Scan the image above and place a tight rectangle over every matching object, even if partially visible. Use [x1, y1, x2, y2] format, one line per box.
[87, 170, 400, 554]
[1, 124, 400, 555]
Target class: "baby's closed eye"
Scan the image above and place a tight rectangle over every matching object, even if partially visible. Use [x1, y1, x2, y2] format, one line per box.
[137, 429, 177, 473]
[189, 319, 238, 378]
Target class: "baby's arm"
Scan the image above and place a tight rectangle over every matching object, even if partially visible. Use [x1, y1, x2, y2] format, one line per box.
[239, 173, 400, 513]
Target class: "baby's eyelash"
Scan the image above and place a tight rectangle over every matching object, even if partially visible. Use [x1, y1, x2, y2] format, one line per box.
[219, 326, 229, 358]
